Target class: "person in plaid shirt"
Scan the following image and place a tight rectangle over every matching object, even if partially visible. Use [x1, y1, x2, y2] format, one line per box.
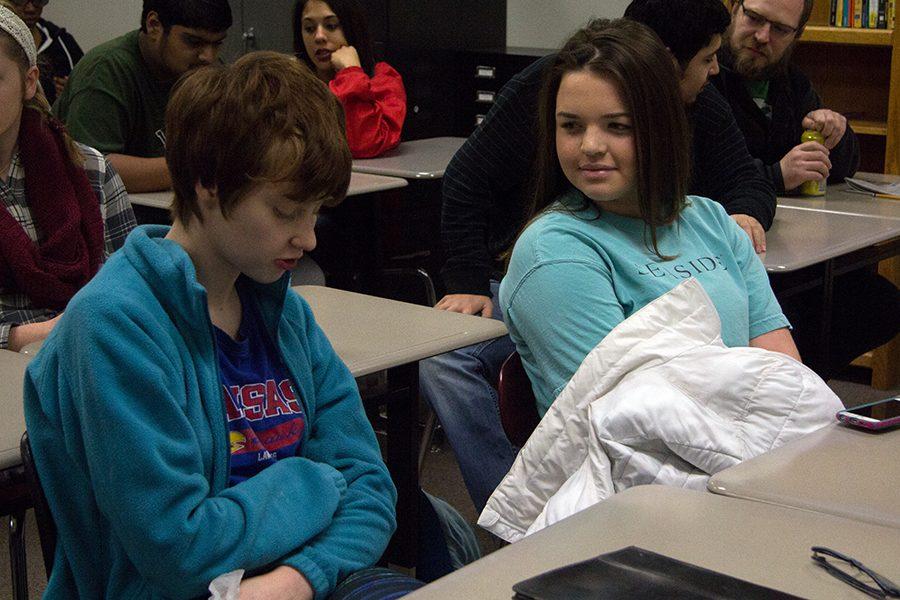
[0, 6, 135, 351]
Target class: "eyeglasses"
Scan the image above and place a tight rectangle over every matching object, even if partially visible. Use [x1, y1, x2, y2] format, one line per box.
[811, 547, 900, 599]
[8, 0, 50, 7]
[739, 1, 798, 39]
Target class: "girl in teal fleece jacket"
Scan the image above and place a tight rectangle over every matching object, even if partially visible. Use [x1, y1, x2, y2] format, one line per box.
[24, 52, 408, 599]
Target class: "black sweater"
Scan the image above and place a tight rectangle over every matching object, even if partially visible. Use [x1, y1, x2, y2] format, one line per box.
[440, 54, 776, 297]
[711, 54, 860, 194]
[36, 19, 84, 106]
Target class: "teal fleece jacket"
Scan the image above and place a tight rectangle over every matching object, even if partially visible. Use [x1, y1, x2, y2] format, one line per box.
[24, 225, 397, 599]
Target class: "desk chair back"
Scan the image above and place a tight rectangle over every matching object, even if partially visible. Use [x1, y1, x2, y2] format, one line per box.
[20, 433, 56, 577]
[497, 352, 540, 448]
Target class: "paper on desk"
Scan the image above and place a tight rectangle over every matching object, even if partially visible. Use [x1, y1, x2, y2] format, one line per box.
[845, 177, 900, 197]
[208, 569, 243, 600]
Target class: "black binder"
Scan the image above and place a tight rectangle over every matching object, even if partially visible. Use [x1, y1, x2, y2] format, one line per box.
[512, 546, 806, 599]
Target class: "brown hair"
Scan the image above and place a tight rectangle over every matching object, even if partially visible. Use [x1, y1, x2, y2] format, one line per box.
[166, 51, 352, 225]
[0, 30, 83, 165]
[525, 18, 691, 260]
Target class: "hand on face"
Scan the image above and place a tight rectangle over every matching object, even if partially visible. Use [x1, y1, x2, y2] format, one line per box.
[802, 109, 847, 150]
[730, 214, 767, 254]
[329, 45, 361, 72]
[779, 141, 831, 191]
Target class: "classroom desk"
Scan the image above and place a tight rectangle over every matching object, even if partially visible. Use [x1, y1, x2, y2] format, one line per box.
[295, 285, 508, 566]
[708, 423, 900, 530]
[778, 185, 900, 221]
[761, 205, 900, 376]
[351, 137, 466, 179]
[761, 205, 900, 272]
[128, 172, 409, 211]
[0, 349, 34, 600]
[128, 190, 172, 210]
[407, 486, 900, 599]
[778, 180, 900, 388]
[0, 350, 31, 471]
[296, 285, 507, 376]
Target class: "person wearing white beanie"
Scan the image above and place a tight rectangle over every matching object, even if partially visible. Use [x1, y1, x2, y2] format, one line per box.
[0, 5, 135, 351]
[3, 0, 84, 105]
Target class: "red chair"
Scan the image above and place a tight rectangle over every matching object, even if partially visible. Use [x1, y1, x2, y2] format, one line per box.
[497, 352, 540, 448]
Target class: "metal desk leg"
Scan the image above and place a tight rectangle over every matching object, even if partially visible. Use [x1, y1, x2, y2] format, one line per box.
[9, 510, 28, 600]
[819, 259, 835, 377]
[384, 362, 420, 569]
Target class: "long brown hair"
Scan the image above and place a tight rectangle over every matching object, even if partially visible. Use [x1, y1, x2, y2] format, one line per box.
[524, 18, 691, 259]
[292, 0, 376, 77]
[0, 30, 83, 165]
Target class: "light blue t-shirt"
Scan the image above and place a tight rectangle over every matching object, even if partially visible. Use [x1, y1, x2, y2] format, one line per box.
[500, 190, 789, 415]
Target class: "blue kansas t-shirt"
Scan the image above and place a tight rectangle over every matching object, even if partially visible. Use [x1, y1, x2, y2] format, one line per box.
[214, 289, 306, 486]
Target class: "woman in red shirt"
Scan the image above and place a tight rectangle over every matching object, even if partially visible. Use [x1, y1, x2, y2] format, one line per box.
[293, 0, 406, 158]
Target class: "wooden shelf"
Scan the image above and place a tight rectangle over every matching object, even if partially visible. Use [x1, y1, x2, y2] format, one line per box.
[801, 26, 893, 46]
[851, 119, 889, 135]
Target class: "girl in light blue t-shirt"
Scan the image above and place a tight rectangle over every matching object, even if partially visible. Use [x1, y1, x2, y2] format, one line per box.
[500, 19, 800, 415]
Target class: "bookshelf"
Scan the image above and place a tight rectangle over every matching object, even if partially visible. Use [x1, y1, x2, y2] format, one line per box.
[791, 2, 898, 175]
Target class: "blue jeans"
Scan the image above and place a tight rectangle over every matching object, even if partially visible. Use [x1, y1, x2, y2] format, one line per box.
[419, 281, 518, 513]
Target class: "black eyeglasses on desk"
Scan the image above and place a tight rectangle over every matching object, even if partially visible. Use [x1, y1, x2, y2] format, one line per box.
[811, 547, 900, 599]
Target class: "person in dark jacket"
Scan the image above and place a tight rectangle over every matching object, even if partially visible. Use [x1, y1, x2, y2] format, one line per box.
[712, 0, 859, 194]
[3, 0, 84, 104]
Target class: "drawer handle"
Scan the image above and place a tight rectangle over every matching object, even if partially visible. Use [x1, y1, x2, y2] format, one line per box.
[475, 65, 496, 79]
[476, 90, 495, 103]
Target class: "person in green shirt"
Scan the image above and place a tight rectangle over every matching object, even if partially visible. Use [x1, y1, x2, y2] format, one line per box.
[54, 0, 231, 193]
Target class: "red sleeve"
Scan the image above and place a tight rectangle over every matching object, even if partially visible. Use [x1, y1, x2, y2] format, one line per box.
[329, 62, 407, 158]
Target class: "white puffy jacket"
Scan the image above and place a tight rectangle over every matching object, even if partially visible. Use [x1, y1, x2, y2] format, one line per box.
[479, 279, 841, 543]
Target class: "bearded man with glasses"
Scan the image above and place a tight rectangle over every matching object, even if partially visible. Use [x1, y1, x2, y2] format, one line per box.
[713, 0, 859, 193]
[713, 1, 899, 385]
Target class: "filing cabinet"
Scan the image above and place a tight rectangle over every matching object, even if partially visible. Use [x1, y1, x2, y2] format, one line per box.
[456, 47, 552, 135]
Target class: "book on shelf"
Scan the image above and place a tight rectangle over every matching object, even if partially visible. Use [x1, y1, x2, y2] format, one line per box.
[828, 0, 893, 27]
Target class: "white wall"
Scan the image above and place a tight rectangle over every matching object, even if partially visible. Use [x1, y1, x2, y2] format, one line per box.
[46, 0, 633, 54]
[506, 0, 632, 49]
[43, 1, 143, 52]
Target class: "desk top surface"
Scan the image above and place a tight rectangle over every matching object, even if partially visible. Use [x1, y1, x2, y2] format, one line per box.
[779, 180, 900, 221]
[708, 423, 900, 529]
[128, 191, 172, 210]
[128, 173, 409, 210]
[295, 285, 507, 377]
[350, 137, 466, 179]
[762, 205, 900, 272]
[0, 349, 32, 470]
[408, 486, 900, 599]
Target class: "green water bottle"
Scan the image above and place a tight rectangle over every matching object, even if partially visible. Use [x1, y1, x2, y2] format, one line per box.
[799, 129, 826, 196]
